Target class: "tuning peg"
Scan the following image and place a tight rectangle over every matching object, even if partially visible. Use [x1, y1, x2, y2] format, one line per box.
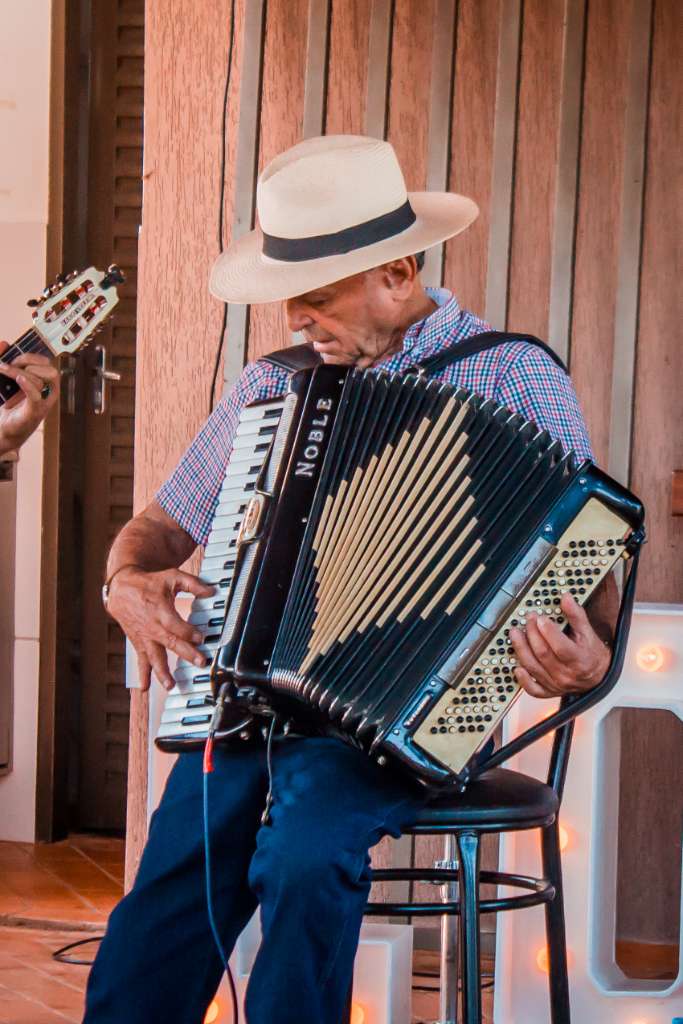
[55, 272, 67, 285]
[103, 264, 126, 287]
[27, 298, 41, 308]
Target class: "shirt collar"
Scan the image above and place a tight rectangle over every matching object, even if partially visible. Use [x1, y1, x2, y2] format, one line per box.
[398, 286, 461, 355]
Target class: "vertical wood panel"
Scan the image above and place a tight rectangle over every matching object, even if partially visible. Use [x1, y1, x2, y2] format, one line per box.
[127, 0, 246, 888]
[445, 0, 503, 313]
[607, 0, 653, 485]
[302, 0, 332, 138]
[546, 0, 585, 364]
[506, 0, 565, 336]
[484, 0, 521, 327]
[223, 0, 266, 391]
[421, 0, 457, 287]
[385, 0, 436, 191]
[630, 0, 682, 602]
[247, 0, 309, 362]
[569, 0, 633, 465]
[325, 0, 371, 134]
[365, 0, 394, 137]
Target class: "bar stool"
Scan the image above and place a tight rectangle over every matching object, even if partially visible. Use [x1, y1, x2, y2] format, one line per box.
[343, 545, 641, 1024]
[363, 724, 573, 1024]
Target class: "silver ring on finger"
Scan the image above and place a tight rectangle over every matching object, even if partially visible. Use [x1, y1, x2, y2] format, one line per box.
[40, 382, 52, 400]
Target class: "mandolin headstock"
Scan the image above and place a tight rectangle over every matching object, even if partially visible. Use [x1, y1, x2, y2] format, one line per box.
[28, 264, 125, 356]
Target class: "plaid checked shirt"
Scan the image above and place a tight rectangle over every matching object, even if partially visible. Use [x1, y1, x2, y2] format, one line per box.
[157, 289, 593, 547]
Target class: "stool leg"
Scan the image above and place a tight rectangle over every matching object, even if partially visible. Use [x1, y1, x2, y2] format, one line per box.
[438, 834, 460, 1024]
[455, 831, 482, 1024]
[541, 820, 571, 1024]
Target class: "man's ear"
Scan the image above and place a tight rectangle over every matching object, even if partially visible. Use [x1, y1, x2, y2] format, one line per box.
[381, 256, 418, 296]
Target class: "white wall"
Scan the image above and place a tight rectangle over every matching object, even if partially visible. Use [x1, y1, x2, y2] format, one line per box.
[0, 1, 53, 840]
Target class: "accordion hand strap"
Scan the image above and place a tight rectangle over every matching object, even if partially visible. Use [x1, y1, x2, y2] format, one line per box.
[414, 330, 568, 375]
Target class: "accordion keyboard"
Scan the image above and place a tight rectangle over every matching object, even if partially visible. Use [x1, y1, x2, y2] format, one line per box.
[155, 396, 289, 749]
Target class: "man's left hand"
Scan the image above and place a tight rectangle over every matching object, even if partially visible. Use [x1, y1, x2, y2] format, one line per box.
[509, 592, 611, 698]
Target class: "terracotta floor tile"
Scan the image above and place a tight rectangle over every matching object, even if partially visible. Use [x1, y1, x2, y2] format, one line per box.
[0, 928, 91, 1023]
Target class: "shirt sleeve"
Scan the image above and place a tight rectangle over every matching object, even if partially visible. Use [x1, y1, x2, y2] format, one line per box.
[156, 362, 259, 547]
[493, 345, 594, 462]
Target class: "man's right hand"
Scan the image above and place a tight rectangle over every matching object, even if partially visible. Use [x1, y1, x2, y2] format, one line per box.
[107, 566, 215, 691]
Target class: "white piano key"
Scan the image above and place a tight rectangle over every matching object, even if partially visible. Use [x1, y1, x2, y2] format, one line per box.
[188, 608, 225, 627]
[232, 421, 279, 443]
[230, 434, 272, 454]
[161, 706, 214, 726]
[224, 443, 269, 463]
[205, 537, 239, 558]
[236, 401, 285, 423]
[206, 519, 242, 541]
[191, 595, 226, 613]
[202, 553, 237, 572]
[217, 471, 259, 494]
[196, 572, 232, 588]
[164, 689, 212, 712]
[172, 670, 212, 693]
[157, 720, 211, 738]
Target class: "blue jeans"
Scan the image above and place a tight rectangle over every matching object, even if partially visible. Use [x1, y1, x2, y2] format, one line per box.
[83, 736, 427, 1024]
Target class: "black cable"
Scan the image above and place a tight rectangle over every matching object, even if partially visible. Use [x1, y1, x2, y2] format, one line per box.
[52, 934, 103, 966]
[209, 0, 237, 415]
[260, 715, 278, 825]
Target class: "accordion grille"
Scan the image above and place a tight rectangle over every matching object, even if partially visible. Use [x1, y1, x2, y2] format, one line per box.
[269, 369, 574, 740]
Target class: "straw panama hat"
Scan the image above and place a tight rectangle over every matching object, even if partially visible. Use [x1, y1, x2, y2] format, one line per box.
[209, 134, 479, 305]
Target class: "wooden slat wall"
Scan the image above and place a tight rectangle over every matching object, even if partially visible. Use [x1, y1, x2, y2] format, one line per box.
[131, 0, 683, 953]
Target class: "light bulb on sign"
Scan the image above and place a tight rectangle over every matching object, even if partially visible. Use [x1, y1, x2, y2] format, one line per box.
[350, 1003, 366, 1024]
[536, 947, 549, 974]
[204, 1000, 220, 1023]
[558, 825, 570, 851]
[536, 945, 573, 973]
[635, 644, 666, 672]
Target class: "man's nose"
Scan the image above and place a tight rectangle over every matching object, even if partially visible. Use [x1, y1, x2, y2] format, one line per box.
[285, 298, 314, 333]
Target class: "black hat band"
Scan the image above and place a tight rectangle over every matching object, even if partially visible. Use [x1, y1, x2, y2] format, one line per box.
[261, 199, 416, 263]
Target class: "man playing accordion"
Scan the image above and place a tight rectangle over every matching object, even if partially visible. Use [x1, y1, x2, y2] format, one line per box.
[84, 136, 615, 1024]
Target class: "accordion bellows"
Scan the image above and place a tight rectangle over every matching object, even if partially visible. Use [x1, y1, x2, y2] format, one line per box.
[157, 365, 644, 786]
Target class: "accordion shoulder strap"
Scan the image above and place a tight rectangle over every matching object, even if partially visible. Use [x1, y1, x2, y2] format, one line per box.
[260, 341, 321, 373]
[414, 330, 567, 375]
[259, 331, 567, 377]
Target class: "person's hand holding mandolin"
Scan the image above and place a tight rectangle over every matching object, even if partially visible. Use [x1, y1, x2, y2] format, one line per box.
[0, 339, 59, 456]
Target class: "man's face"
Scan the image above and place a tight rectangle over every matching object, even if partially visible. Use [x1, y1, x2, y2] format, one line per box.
[284, 262, 416, 368]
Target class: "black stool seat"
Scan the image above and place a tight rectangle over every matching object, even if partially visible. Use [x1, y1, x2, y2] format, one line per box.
[409, 768, 559, 832]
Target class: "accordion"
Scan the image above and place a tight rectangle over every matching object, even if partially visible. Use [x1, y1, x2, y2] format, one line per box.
[156, 363, 644, 786]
